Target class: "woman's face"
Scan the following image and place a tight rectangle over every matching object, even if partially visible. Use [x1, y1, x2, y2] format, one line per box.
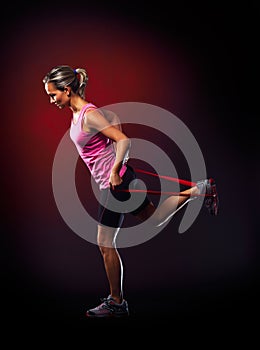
[45, 82, 70, 109]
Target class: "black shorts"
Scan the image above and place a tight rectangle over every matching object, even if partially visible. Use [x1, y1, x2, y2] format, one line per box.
[98, 165, 151, 228]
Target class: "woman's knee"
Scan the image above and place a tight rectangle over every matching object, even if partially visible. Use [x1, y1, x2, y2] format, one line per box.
[134, 202, 156, 222]
[97, 225, 119, 248]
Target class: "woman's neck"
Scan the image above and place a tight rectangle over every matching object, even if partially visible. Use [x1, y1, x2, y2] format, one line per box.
[69, 95, 88, 114]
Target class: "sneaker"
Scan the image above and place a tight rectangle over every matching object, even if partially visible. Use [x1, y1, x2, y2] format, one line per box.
[86, 295, 129, 318]
[196, 178, 219, 216]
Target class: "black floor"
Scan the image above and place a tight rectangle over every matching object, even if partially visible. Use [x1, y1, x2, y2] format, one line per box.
[3, 279, 259, 345]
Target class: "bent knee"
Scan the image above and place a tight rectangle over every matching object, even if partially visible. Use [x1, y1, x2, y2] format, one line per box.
[133, 202, 156, 222]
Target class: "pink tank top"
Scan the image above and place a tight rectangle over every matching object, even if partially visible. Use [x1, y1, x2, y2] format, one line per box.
[70, 103, 127, 189]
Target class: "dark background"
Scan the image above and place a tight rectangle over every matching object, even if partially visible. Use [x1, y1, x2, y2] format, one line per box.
[1, 1, 259, 343]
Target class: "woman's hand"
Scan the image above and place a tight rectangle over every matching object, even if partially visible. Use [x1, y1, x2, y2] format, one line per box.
[109, 172, 123, 190]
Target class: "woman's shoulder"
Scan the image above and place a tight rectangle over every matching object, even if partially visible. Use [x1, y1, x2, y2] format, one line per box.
[82, 101, 99, 112]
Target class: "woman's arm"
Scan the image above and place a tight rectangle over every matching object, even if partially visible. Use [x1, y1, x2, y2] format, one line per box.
[84, 109, 131, 188]
[100, 109, 123, 154]
[102, 109, 122, 132]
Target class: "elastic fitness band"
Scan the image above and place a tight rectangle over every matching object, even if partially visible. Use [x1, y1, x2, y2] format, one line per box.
[115, 168, 212, 197]
[134, 168, 196, 187]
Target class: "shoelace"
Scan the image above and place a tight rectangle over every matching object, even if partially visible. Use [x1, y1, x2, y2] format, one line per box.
[99, 297, 118, 312]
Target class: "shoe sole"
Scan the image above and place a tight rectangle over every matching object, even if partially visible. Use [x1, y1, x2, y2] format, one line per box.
[86, 312, 129, 318]
[207, 178, 219, 216]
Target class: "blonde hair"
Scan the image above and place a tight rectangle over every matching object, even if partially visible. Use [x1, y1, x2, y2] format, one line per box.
[43, 65, 89, 98]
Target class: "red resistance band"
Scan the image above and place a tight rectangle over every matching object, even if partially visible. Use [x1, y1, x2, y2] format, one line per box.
[115, 168, 210, 197]
[134, 168, 196, 187]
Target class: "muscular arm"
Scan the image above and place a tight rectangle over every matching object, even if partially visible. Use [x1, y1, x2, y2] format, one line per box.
[84, 108, 131, 188]
[102, 109, 122, 131]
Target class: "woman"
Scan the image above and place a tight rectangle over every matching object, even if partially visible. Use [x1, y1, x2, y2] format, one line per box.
[43, 65, 218, 318]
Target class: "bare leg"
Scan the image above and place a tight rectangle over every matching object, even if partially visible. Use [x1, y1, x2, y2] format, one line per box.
[97, 224, 123, 304]
[134, 185, 200, 226]
[95, 186, 199, 304]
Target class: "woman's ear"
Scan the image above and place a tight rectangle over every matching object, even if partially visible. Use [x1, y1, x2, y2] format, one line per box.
[64, 87, 71, 97]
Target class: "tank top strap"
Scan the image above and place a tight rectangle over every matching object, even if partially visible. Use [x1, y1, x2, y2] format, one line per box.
[76, 103, 98, 126]
[80, 103, 98, 117]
